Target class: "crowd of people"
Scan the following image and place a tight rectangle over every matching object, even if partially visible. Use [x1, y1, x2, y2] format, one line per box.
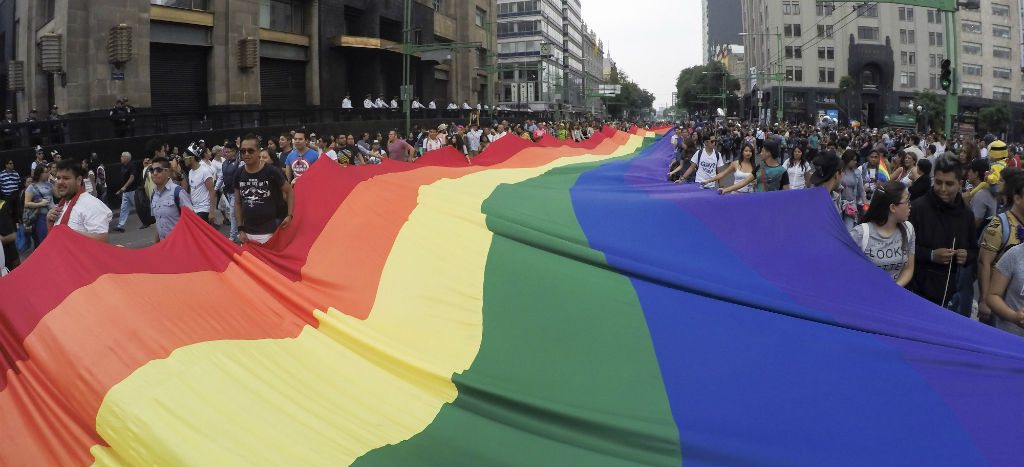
[669, 117, 1024, 337]
[0, 117, 620, 273]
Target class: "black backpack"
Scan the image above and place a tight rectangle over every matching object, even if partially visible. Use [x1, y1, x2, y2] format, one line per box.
[134, 187, 155, 226]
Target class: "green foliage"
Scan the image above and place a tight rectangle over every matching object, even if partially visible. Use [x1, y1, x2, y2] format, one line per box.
[674, 62, 741, 116]
[978, 101, 1010, 135]
[606, 63, 657, 119]
[911, 90, 946, 133]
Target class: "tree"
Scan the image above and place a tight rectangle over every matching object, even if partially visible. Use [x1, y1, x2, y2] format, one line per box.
[674, 62, 741, 116]
[911, 90, 945, 133]
[978, 101, 1010, 137]
[606, 63, 658, 119]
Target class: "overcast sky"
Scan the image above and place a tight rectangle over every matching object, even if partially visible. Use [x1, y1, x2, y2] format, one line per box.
[583, 0, 703, 109]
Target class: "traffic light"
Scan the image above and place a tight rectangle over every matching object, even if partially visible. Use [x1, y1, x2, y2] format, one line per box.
[940, 59, 952, 92]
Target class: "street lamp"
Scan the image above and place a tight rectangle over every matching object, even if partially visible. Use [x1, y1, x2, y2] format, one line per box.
[739, 30, 784, 124]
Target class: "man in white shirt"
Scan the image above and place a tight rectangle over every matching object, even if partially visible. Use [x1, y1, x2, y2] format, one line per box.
[681, 135, 725, 188]
[423, 127, 445, 153]
[428, 100, 437, 110]
[184, 147, 215, 223]
[364, 94, 376, 109]
[467, 124, 483, 155]
[462, 101, 472, 110]
[47, 159, 112, 242]
[447, 102, 458, 110]
[390, 97, 399, 109]
[375, 95, 389, 109]
[412, 98, 424, 109]
[341, 95, 353, 109]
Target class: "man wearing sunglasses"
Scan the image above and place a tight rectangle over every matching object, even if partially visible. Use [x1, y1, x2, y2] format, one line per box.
[148, 156, 192, 242]
[234, 133, 293, 245]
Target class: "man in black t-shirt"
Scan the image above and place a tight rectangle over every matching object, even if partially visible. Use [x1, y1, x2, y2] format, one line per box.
[234, 133, 293, 245]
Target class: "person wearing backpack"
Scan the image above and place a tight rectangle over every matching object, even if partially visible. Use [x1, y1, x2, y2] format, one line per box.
[851, 181, 915, 287]
[148, 156, 192, 243]
[978, 168, 1024, 323]
[678, 134, 725, 189]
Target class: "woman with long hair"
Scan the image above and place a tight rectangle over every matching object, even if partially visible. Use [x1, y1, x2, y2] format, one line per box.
[840, 149, 866, 229]
[783, 144, 813, 189]
[22, 165, 53, 248]
[716, 143, 758, 194]
[851, 180, 915, 287]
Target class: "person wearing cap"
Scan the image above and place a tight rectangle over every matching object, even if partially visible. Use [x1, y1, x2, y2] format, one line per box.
[0, 110, 15, 149]
[48, 104, 64, 144]
[25, 109, 42, 147]
[810, 150, 843, 212]
[109, 98, 131, 138]
[183, 144, 215, 223]
[30, 148, 47, 173]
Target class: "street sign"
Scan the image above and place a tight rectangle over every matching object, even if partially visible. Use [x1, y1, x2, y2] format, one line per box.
[400, 85, 413, 101]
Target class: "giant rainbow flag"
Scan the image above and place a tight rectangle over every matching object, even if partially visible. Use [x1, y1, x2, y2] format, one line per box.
[3, 126, 1024, 466]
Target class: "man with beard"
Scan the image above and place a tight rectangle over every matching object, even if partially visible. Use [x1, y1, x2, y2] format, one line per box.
[46, 159, 112, 242]
[234, 134, 293, 245]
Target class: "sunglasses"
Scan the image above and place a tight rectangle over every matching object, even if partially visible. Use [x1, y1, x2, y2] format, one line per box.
[149, 166, 168, 174]
[240, 147, 259, 154]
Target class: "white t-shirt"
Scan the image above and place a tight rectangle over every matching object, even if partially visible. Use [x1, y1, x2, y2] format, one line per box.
[209, 158, 223, 192]
[424, 137, 444, 152]
[324, 149, 338, 161]
[690, 149, 725, 187]
[54, 192, 112, 236]
[784, 159, 810, 189]
[188, 164, 214, 213]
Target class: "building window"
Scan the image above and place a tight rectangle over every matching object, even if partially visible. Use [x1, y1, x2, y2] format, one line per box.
[816, 3, 834, 16]
[899, 72, 917, 88]
[927, 9, 942, 24]
[908, 52, 916, 65]
[817, 25, 834, 38]
[898, 7, 914, 21]
[962, 42, 981, 56]
[994, 46, 1011, 60]
[962, 21, 982, 34]
[259, 0, 305, 34]
[993, 25, 1011, 39]
[994, 67, 1012, 80]
[901, 51, 908, 65]
[783, 1, 800, 14]
[992, 3, 1011, 17]
[929, 74, 938, 90]
[784, 24, 802, 38]
[857, 4, 878, 17]
[858, 26, 879, 41]
[786, 66, 803, 82]
[929, 32, 944, 47]
[475, 7, 486, 27]
[962, 83, 982, 97]
[928, 53, 944, 67]
[817, 46, 835, 60]
[785, 46, 802, 59]
[818, 67, 835, 83]
[151, 0, 209, 10]
[963, 63, 983, 77]
[994, 86, 1011, 100]
[899, 29, 915, 44]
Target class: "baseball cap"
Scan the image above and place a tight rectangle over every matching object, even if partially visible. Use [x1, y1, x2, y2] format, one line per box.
[810, 151, 840, 186]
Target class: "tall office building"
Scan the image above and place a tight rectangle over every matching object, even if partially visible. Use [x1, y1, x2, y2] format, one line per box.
[495, 0, 603, 116]
[740, 0, 1023, 129]
[703, 0, 744, 64]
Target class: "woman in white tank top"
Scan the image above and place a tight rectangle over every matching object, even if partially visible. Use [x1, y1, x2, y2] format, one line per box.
[718, 143, 758, 194]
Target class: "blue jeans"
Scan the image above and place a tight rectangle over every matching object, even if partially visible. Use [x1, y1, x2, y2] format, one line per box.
[31, 212, 48, 247]
[224, 192, 238, 240]
[118, 190, 135, 228]
[948, 262, 977, 318]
